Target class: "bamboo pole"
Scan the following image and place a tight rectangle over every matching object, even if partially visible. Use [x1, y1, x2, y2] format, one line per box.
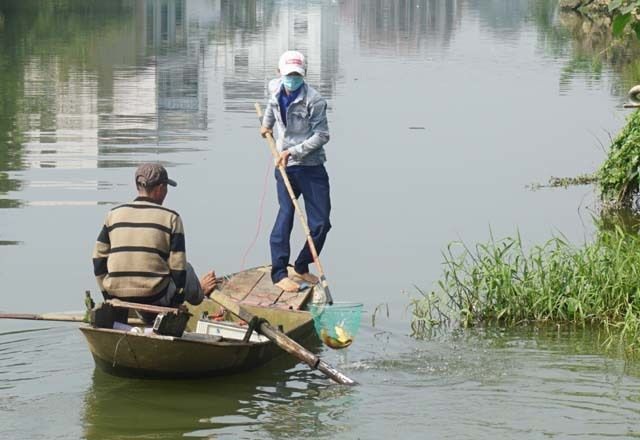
[210, 291, 356, 385]
[0, 312, 86, 322]
[107, 299, 185, 315]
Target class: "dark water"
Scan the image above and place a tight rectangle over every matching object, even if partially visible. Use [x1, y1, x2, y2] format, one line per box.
[2, 0, 640, 438]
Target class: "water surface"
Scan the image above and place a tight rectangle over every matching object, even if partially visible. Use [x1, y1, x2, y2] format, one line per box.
[1, 0, 640, 438]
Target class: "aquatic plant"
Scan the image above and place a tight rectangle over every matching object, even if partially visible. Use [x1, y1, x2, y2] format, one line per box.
[527, 173, 597, 190]
[411, 227, 640, 353]
[548, 174, 598, 187]
[527, 109, 640, 200]
[597, 110, 640, 208]
[526, 111, 640, 197]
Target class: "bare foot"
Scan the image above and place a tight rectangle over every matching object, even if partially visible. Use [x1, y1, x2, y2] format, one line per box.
[275, 277, 300, 292]
[200, 270, 217, 296]
[289, 268, 319, 284]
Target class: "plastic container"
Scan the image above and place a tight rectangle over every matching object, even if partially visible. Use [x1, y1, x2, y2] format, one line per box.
[195, 320, 269, 343]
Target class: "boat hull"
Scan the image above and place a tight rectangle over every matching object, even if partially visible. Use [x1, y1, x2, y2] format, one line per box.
[80, 266, 320, 378]
[80, 313, 316, 379]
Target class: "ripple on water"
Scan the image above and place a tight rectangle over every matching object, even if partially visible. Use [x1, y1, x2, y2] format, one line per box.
[339, 326, 640, 439]
[0, 325, 90, 396]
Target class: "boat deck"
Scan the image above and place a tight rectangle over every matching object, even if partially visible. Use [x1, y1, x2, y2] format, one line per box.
[220, 265, 313, 310]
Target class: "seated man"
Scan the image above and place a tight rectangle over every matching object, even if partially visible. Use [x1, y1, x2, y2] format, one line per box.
[92, 163, 216, 321]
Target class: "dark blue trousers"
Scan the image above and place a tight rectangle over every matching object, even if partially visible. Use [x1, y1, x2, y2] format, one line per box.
[270, 165, 331, 283]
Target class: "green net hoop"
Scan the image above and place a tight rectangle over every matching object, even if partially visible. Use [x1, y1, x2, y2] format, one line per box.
[307, 302, 363, 349]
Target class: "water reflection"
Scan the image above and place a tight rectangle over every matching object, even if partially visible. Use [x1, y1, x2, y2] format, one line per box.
[597, 208, 640, 235]
[2, 0, 569, 179]
[214, 0, 340, 111]
[2, 0, 637, 178]
[471, 0, 537, 33]
[3, 0, 640, 438]
[348, 0, 462, 54]
[82, 360, 356, 440]
[553, 9, 640, 94]
[0, 0, 210, 173]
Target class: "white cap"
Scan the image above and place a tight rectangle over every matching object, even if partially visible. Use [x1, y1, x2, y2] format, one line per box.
[278, 50, 306, 76]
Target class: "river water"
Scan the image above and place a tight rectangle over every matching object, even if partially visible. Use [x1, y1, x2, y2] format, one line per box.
[2, 0, 640, 438]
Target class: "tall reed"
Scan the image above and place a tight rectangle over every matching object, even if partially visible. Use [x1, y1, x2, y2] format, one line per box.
[411, 227, 640, 352]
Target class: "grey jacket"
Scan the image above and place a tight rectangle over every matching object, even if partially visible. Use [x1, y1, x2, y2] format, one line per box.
[262, 79, 330, 166]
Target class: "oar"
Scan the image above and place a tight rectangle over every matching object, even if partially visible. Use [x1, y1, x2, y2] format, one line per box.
[0, 312, 86, 322]
[210, 291, 356, 385]
[255, 103, 333, 305]
[0, 290, 94, 323]
[0, 310, 146, 325]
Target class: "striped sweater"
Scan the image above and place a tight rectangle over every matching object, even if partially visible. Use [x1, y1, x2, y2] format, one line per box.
[92, 197, 187, 303]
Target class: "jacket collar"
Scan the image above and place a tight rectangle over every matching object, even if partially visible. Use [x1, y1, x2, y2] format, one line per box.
[134, 196, 161, 205]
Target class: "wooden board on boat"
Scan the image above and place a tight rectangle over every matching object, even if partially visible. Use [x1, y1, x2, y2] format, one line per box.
[218, 266, 313, 311]
[221, 269, 265, 302]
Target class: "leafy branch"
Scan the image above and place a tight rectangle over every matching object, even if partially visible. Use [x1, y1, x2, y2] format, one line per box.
[610, 0, 640, 38]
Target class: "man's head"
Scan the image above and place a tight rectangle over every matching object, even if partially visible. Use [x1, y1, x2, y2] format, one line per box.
[135, 163, 177, 204]
[278, 50, 306, 93]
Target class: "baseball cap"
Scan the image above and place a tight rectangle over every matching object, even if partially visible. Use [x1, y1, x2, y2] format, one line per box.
[135, 163, 177, 187]
[278, 50, 306, 76]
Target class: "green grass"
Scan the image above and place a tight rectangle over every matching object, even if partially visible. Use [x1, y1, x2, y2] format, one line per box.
[411, 227, 640, 353]
[597, 110, 640, 208]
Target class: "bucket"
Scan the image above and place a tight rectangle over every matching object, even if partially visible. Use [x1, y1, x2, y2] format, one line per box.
[308, 302, 363, 350]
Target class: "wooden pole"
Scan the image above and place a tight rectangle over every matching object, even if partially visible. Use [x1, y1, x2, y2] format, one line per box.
[210, 292, 356, 385]
[0, 312, 86, 322]
[0, 299, 183, 324]
[107, 299, 185, 315]
[255, 103, 333, 305]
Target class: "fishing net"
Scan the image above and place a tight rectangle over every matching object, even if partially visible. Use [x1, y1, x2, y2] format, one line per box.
[307, 302, 363, 349]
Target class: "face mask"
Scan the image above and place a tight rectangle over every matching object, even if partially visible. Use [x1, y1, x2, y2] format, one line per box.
[282, 75, 304, 92]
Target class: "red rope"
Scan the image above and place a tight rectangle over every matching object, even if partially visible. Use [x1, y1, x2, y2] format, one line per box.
[240, 156, 273, 271]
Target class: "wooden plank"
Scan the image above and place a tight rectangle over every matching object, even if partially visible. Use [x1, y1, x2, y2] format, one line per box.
[274, 286, 313, 310]
[239, 274, 313, 310]
[241, 274, 284, 307]
[108, 299, 182, 315]
[241, 290, 279, 307]
[220, 269, 265, 302]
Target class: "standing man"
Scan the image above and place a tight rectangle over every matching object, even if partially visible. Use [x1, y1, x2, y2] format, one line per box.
[92, 163, 216, 321]
[260, 50, 332, 292]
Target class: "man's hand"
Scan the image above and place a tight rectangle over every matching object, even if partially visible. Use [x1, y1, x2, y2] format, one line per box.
[260, 126, 273, 139]
[200, 270, 217, 297]
[276, 150, 291, 168]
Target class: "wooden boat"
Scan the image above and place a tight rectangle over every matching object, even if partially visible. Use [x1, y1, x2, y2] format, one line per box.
[79, 266, 319, 379]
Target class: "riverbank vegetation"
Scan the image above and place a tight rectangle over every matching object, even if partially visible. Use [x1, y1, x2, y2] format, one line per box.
[553, 1, 640, 92]
[608, 1, 640, 39]
[561, 0, 640, 39]
[529, 109, 640, 208]
[598, 109, 640, 208]
[411, 226, 640, 353]
[414, 71, 640, 354]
